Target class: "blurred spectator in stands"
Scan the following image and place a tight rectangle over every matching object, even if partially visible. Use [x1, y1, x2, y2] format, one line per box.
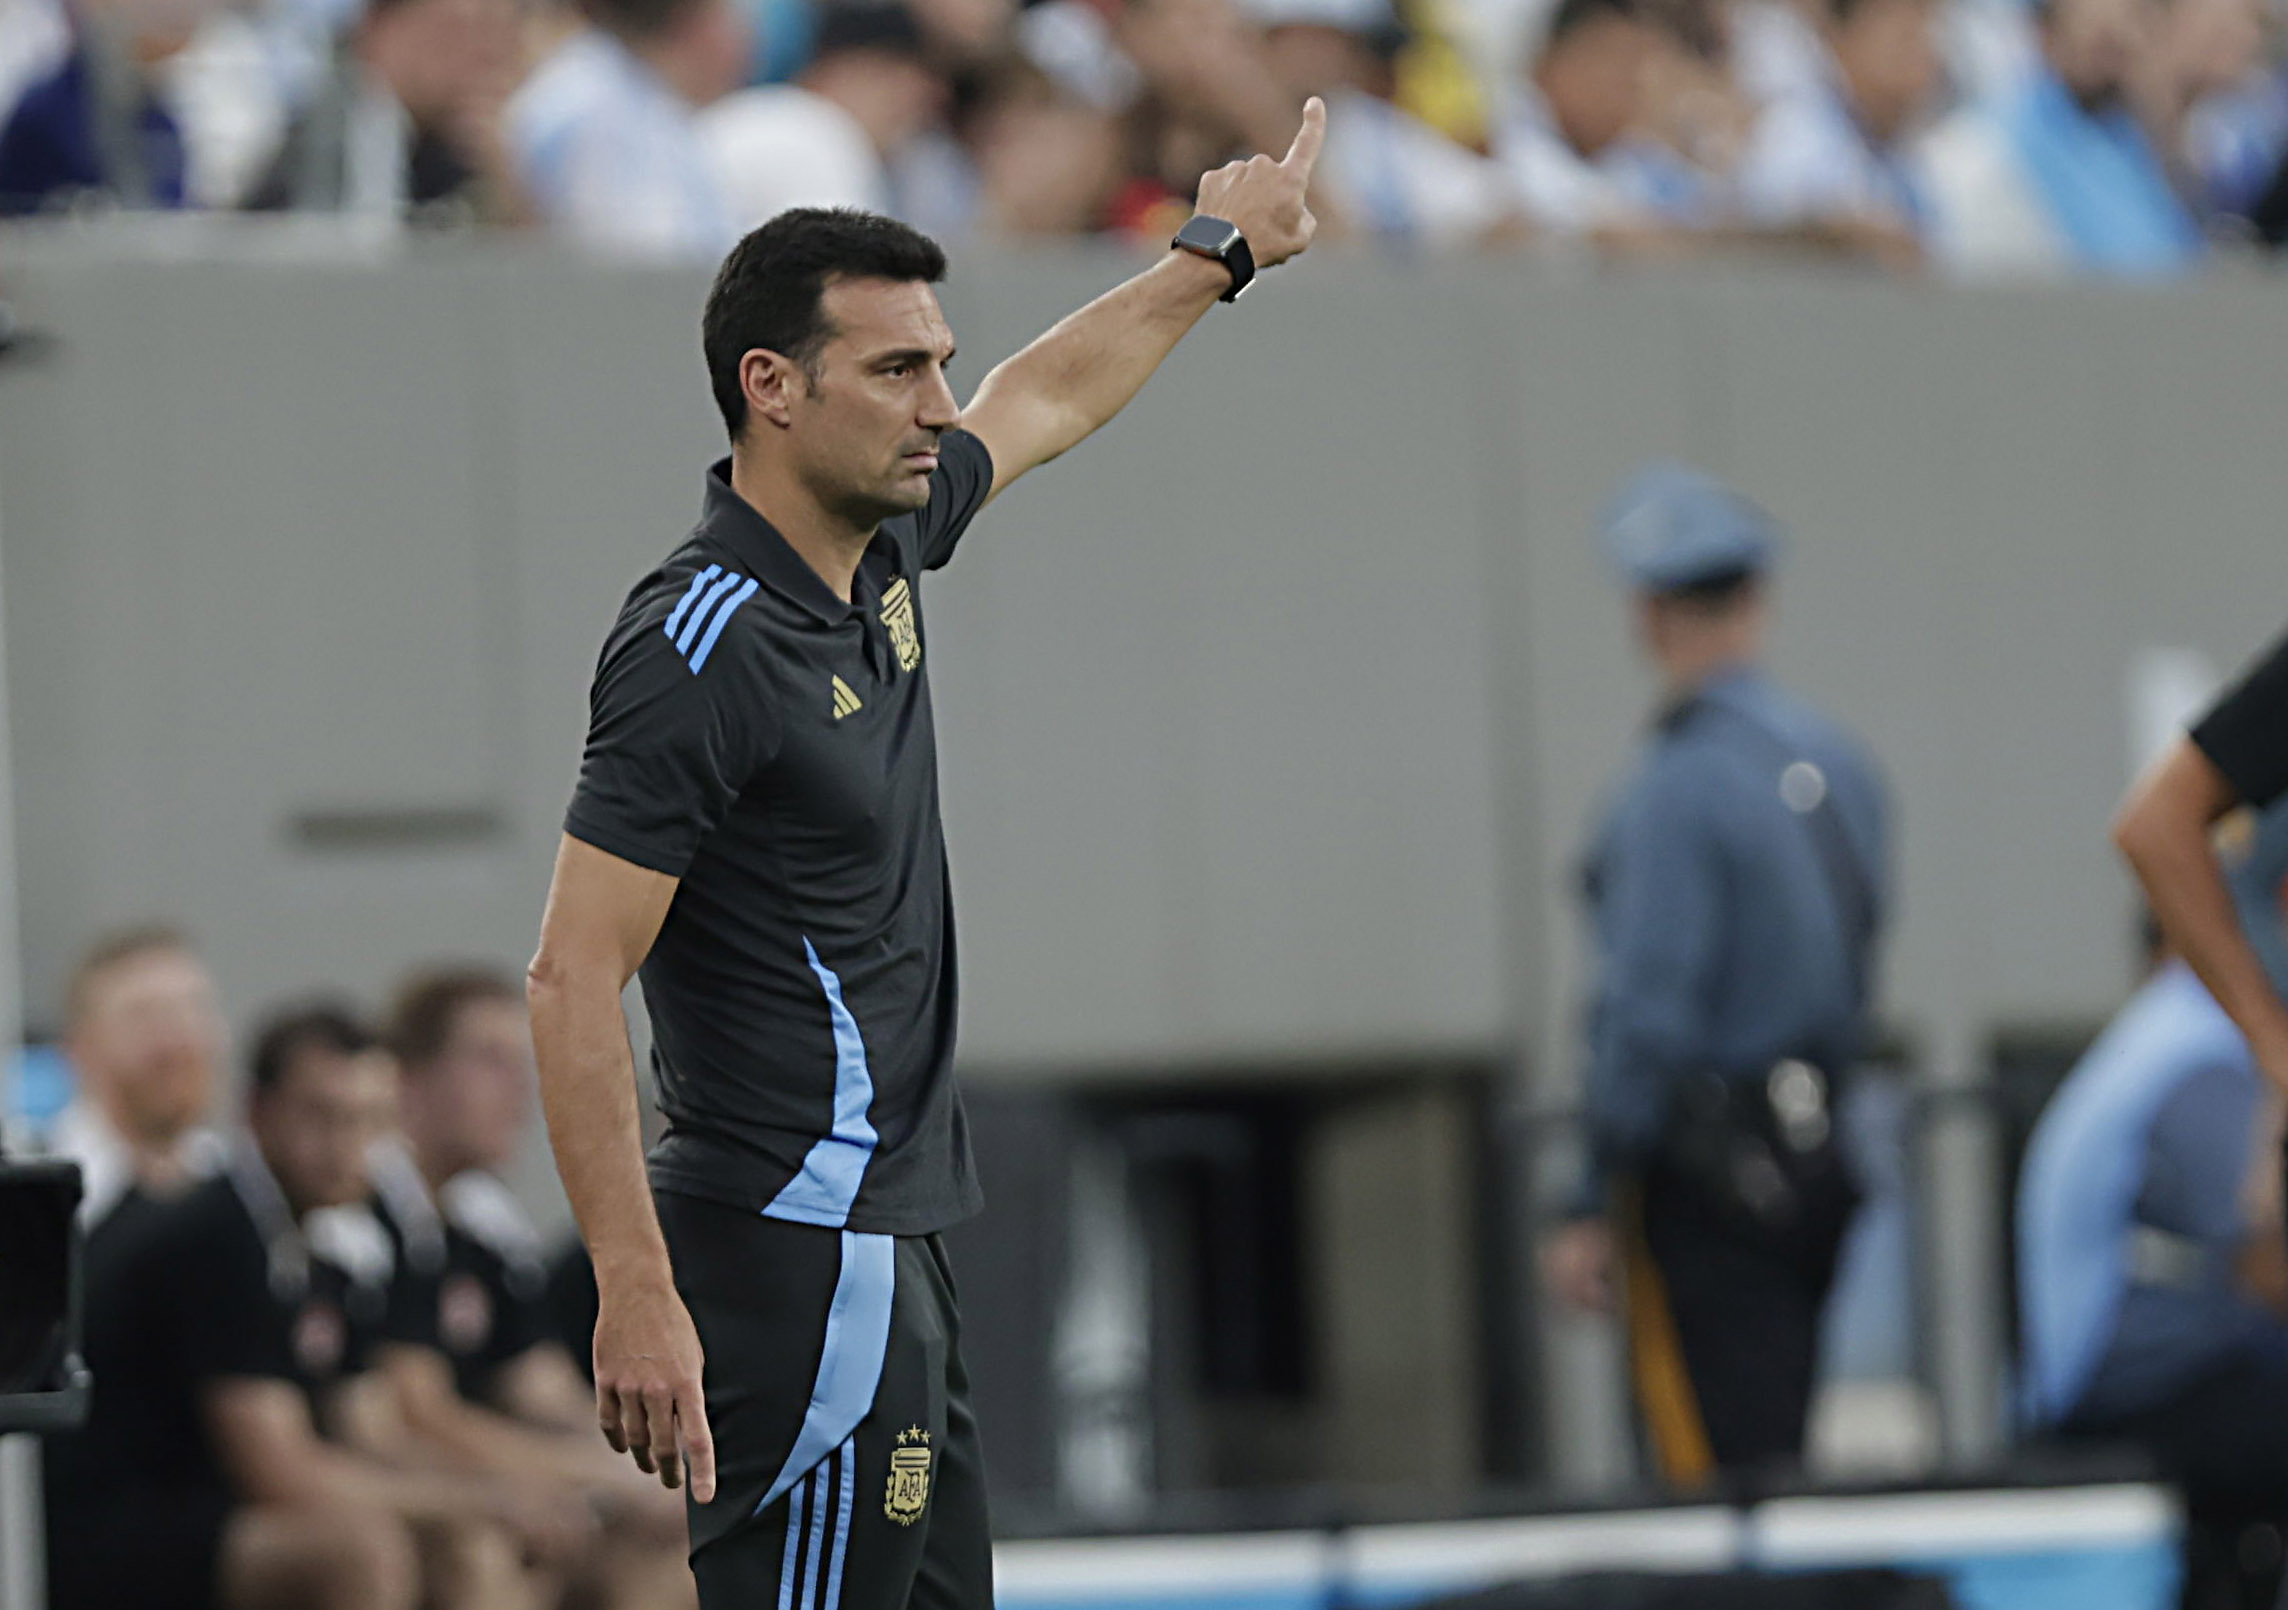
[1916, 0, 2204, 275]
[508, 0, 748, 259]
[0, 0, 68, 132]
[242, 0, 530, 221]
[45, 1002, 565, 1610]
[965, 59, 1126, 234]
[1731, 0, 1943, 263]
[1732, 0, 1823, 106]
[2019, 804, 2288, 1592]
[1494, 0, 1690, 244]
[2127, 0, 2265, 229]
[0, 0, 219, 212]
[36, 926, 227, 1232]
[1247, 0, 1521, 247]
[703, 1, 945, 230]
[371, 966, 694, 1610]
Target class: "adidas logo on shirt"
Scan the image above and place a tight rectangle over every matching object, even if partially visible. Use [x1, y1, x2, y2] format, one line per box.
[832, 677, 863, 720]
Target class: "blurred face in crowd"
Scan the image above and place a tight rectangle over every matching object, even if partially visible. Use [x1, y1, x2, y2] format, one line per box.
[90, 0, 222, 61]
[2042, 0, 2148, 111]
[362, 0, 527, 127]
[662, 0, 752, 108]
[252, 1044, 401, 1215]
[805, 48, 953, 156]
[1261, 23, 1382, 98]
[2152, 0, 2264, 108]
[748, 277, 960, 527]
[974, 87, 1125, 235]
[1537, 13, 1660, 158]
[403, 995, 535, 1178]
[68, 945, 224, 1149]
[1829, 0, 1943, 144]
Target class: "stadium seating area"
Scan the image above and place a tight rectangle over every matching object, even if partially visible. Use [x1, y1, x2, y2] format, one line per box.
[2, 0, 2287, 267]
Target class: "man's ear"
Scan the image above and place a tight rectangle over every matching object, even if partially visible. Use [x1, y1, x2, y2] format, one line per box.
[742, 348, 806, 431]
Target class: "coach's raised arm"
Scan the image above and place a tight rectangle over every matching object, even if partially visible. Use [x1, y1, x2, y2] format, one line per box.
[954, 95, 1325, 502]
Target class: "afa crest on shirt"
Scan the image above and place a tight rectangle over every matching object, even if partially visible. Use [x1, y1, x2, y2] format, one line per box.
[885, 1425, 933, 1525]
[881, 577, 922, 674]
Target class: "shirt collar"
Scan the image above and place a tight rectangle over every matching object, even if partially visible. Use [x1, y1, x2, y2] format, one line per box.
[699, 457, 869, 626]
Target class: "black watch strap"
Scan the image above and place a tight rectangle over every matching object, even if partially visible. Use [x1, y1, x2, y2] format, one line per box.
[1171, 214, 1256, 302]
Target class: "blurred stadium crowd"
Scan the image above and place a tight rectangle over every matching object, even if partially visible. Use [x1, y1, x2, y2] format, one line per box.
[13, 930, 680, 1610]
[3, 0, 2288, 270]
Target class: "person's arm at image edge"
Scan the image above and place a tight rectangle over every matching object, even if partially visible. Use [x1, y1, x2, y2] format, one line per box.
[957, 98, 1325, 505]
[527, 831, 716, 1501]
[2116, 737, 2288, 1094]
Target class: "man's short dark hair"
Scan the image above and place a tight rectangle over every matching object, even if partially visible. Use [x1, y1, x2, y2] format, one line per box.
[387, 966, 520, 1073]
[249, 1002, 377, 1098]
[1543, 0, 1643, 50]
[65, 924, 194, 1029]
[702, 209, 949, 441]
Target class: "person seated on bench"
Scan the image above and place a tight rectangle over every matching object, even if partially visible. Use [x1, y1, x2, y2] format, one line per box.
[2019, 795, 2288, 1533]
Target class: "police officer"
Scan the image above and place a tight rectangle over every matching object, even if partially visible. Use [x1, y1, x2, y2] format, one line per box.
[1542, 463, 1890, 1482]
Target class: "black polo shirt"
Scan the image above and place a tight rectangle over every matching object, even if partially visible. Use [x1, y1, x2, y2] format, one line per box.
[2195, 626, 2288, 809]
[372, 1157, 555, 1403]
[45, 1170, 398, 1509]
[564, 432, 994, 1237]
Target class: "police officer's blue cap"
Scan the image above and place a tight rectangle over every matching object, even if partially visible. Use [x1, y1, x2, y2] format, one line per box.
[2229, 794, 2288, 999]
[1599, 461, 1782, 594]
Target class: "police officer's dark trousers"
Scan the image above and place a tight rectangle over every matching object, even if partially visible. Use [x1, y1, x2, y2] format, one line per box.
[1630, 1160, 1853, 1477]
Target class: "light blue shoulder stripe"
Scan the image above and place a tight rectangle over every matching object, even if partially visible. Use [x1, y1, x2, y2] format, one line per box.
[763, 940, 880, 1228]
[664, 564, 722, 639]
[688, 577, 759, 674]
[676, 570, 746, 656]
[757, 1231, 896, 1516]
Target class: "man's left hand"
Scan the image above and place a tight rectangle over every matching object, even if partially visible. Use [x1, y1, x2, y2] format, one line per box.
[1194, 96, 1325, 270]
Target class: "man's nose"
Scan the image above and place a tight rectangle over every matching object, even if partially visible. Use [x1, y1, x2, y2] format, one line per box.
[920, 368, 960, 429]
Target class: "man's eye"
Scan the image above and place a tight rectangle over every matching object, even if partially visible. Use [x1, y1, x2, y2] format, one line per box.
[886, 363, 910, 378]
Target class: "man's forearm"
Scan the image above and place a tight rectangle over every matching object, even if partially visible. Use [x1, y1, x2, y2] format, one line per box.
[2118, 741, 2288, 1081]
[966, 249, 1230, 474]
[2122, 813, 2288, 1066]
[528, 961, 673, 1299]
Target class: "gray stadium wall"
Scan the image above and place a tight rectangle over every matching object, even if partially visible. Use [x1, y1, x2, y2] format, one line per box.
[2, 230, 2284, 1107]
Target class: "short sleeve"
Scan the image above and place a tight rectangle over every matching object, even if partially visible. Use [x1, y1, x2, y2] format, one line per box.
[908, 429, 995, 571]
[161, 1210, 297, 1385]
[563, 581, 782, 876]
[2193, 626, 2288, 808]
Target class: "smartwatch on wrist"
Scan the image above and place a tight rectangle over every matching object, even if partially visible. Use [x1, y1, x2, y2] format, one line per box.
[1171, 215, 1255, 302]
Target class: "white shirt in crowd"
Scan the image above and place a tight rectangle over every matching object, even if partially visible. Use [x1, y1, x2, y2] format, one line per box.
[1729, 0, 1827, 109]
[509, 26, 736, 262]
[703, 83, 891, 232]
[1319, 87, 1517, 247]
[1733, 72, 1920, 232]
[1492, 81, 1652, 233]
[0, 0, 64, 128]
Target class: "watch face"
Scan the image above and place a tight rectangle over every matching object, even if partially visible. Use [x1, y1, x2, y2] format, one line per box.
[1177, 217, 1243, 255]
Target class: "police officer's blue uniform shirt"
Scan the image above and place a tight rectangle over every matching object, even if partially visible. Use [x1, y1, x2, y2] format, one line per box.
[1581, 665, 1888, 1186]
[2017, 962, 2288, 1429]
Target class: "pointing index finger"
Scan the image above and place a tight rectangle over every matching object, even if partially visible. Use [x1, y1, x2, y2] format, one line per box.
[1281, 95, 1326, 179]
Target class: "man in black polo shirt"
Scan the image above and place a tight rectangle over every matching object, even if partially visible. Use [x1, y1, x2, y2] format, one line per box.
[2118, 628, 2288, 1103]
[527, 108, 1325, 1610]
[46, 1004, 554, 1610]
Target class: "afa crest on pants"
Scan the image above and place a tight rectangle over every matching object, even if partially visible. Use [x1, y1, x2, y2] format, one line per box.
[886, 1425, 933, 1525]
